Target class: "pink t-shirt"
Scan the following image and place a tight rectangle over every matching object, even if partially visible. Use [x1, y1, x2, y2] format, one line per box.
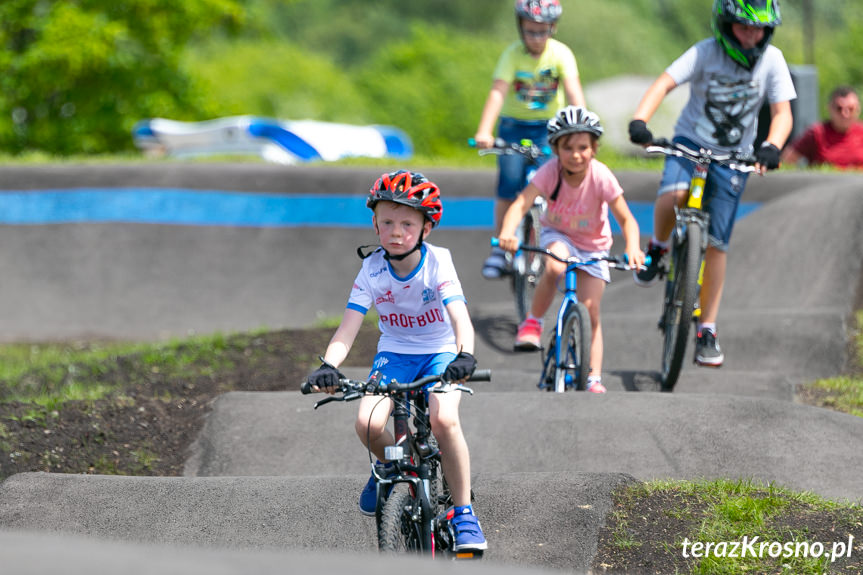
[532, 158, 623, 251]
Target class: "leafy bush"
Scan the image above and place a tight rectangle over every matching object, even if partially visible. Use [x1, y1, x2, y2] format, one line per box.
[0, 0, 245, 154]
[2, 0, 861, 156]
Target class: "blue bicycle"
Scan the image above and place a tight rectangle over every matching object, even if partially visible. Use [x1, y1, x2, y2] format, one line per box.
[493, 238, 645, 392]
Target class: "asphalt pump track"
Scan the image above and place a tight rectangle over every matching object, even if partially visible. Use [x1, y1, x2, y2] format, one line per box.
[0, 164, 861, 574]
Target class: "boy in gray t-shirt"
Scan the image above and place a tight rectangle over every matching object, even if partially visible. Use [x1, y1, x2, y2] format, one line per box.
[627, 0, 796, 367]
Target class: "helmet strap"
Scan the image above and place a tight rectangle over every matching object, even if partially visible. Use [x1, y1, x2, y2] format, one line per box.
[357, 245, 383, 260]
[383, 229, 425, 262]
[356, 229, 426, 261]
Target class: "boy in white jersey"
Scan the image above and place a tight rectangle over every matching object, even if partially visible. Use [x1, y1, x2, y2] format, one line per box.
[628, 0, 795, 367]
[306, 170, 486, 552]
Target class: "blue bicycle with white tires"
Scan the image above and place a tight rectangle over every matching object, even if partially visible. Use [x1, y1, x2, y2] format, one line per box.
[493, 238, 646, 392]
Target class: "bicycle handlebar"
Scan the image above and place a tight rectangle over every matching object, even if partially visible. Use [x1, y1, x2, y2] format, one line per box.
[468, 137, 551, 164]
[300, 369, 492, 403]
[645, 138, 758, 173]
[490, 237, 650, 270]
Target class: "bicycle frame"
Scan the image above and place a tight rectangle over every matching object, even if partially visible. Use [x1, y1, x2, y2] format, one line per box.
[541, 257, 591, 392]
[645, 138, 756, 390]
[300, 369, 490, 558]
[373, 384, 440, 553]
[493, 239, 635, 392]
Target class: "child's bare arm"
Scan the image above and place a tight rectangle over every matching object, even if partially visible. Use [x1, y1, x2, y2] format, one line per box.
[446, 300, 475, 356]
[474, 79, 509, 148]
[633, 72, 678, 123]
[563, 75, 586, 108]
[498, 183, 541, 252]
[321, 308, 366, 368]
[608, 195, 645, 269]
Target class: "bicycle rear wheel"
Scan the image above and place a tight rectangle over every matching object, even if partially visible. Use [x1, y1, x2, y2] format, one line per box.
[379, 483, 427, 553]
[660, 223, 701, 391]
[554, 302, 592, 392]
[511, 206, 544, 322]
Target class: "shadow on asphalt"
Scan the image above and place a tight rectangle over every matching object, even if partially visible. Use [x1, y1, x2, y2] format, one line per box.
[473, 313, 518, 354]
[609, 369, 663, 392]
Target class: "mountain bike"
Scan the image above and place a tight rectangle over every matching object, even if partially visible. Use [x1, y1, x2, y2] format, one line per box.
[492, 238, 643, 393]
[470, 137, 550, 322]
[300, 368, 491, 559]
[644, 138, 757, 392]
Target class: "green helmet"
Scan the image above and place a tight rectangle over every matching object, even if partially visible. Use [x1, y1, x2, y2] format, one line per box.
[712, 0, 782, 70]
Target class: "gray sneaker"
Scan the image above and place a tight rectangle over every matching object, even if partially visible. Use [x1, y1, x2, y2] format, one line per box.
[695, 329, 724, 367]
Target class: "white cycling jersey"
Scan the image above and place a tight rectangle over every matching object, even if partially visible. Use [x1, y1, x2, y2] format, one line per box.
[347, 243, 466, 355]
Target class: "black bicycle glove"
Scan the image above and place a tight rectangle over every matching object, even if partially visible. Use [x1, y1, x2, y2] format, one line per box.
[443, 351, 477, 382]
[307, 363, 344, 390]
[756, 142, 781, 170]
[628, 120, 653, 145]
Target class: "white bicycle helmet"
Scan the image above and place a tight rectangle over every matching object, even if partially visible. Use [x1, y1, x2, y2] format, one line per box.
[547, 106, 604, 144]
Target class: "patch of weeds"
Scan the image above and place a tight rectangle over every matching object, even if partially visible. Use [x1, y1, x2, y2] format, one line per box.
[798, 311, 863, 418]
[130, 448, 160, 473]
[90, 454, 121, 475]
[592, 479, 863, 575]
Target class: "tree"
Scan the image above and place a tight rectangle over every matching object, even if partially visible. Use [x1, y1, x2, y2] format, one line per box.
[0, 0, 245, 154]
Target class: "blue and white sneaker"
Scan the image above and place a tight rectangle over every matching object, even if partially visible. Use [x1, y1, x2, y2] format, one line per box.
[449, 506, 488, 551]
[359, 462, 394, 516]
[359, 473, 378, 516]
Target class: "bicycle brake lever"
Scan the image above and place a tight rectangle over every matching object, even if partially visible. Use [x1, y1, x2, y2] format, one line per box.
[343, 391, 363, 402]
[313, 395, 342, 409]
[434, 383, 475, 395]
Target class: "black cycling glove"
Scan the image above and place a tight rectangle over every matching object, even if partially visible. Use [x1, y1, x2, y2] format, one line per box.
[443, 351, 477, 382]
[756, 142, 781, 170]
[628, 120, 653, 145]
[307, 363, 344, 390]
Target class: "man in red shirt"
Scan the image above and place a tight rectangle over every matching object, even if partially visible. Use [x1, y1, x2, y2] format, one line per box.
[782, 86, 863, 169]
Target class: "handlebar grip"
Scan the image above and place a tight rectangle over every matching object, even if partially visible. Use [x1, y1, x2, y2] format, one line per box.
[468, 369, 492, 382]
[623, 253, 652, 266]
[300, 380, 314, 394]
[490, 237, 499, 247]
[467, 137, 477, 148]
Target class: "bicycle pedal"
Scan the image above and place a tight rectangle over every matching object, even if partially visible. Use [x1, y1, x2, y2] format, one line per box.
[512, 343, 542, 353]
[452, 549, 484, 560]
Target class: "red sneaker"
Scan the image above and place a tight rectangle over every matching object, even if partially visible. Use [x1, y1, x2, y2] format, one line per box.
[514, 317, 542, 351]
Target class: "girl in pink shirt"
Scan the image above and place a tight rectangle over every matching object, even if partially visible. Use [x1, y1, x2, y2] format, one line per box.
[497, 106, 643, 393]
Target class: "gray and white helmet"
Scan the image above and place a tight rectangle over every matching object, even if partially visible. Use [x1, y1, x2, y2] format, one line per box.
[547, 106, 604, 144]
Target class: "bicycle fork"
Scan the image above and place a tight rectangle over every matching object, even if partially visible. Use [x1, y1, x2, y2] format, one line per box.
[663, 207, 710, 329]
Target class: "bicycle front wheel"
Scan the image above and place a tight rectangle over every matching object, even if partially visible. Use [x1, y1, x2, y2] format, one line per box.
[379, 483, 427, 553]
[553, 302, 592, 392]
[511, 208, 543, 322]
[660, 223, 701, 392]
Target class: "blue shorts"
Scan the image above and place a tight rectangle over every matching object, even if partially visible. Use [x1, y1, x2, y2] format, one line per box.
[658, 137, 750, 252]
[369, 351, 456, 390]
[496, 117, 551, 200]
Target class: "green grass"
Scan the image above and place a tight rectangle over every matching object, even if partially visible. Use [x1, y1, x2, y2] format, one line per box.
[798, 310, 863, 418]
[612, 478, 862, 574]
[0, 329, 271, 406]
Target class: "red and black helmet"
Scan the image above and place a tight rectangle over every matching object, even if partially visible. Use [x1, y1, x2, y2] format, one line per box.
[367, 170, 443, 227]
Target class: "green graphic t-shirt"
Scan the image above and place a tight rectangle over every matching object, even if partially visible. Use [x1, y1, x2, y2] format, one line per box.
[494, 38, 579, 121]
